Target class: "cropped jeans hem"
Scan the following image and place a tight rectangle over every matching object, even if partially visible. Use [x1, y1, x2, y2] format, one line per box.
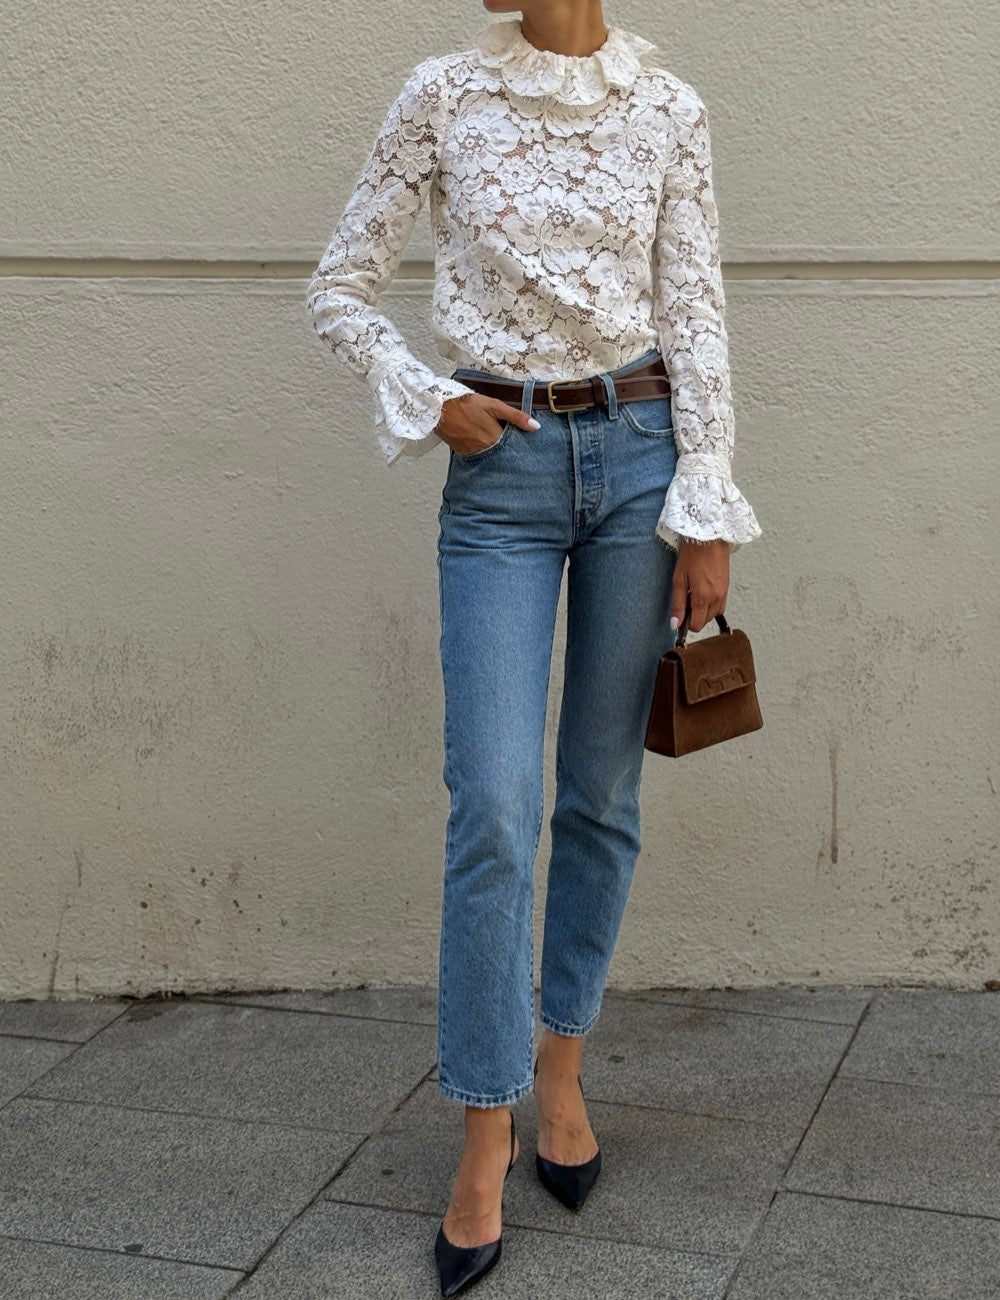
[438, 1075, 535, 1108]
[539, 1006, 601, 1038]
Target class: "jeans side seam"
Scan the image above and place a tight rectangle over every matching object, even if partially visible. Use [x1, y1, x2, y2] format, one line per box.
[437, 542, 452, 1086]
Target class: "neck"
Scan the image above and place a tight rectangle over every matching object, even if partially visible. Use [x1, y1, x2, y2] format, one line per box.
[517, 2, 609, 58]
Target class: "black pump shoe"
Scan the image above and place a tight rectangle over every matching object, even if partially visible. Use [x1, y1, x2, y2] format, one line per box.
[435, 1111, 517, 1298]
[533, 1055, 602, 1211]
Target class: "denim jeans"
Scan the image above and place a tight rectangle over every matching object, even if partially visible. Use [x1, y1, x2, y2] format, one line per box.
[436, 344, 679, 1107]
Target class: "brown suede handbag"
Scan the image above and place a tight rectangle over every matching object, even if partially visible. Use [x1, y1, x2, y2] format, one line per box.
[644, 606, 763, 756]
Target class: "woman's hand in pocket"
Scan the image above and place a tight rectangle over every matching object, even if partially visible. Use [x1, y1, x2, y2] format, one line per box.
[435, 393, 540, 456]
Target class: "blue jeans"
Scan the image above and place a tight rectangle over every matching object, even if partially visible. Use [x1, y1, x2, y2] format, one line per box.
[436, 345, 679, 1107]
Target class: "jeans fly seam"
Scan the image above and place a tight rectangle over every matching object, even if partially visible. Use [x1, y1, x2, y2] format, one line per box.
[567, 413, 583, 544]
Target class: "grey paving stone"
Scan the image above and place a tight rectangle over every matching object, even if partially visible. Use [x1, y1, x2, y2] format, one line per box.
[0, 996, 129, 1041]
[325, 1079, 797, 1255]
[0, 1096, 359, 1270]
[578, 995, 853, 1129]
[727, 1190, 1000, 1300]
[0, 1236, 240, 1300]
[235, 1200, 733, 1299]
[27, 998, 435, 1131]
[784, 1076, 1000, 1218]
[839, 987, 1000, 1094]
[209, 984, 438, 1025]
[0, 1034, 77, 1107]
[607, 984, 874, 1025]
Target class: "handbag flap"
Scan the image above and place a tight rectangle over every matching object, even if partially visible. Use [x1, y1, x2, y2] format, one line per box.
[669, 627, 757, 705]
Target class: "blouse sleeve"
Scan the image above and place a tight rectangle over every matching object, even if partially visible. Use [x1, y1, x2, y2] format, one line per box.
[305, 58, 477, 464]
[651, 94, 763, 553]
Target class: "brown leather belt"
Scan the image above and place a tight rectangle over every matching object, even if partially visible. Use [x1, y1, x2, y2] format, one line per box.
[453, 352, 670, 415]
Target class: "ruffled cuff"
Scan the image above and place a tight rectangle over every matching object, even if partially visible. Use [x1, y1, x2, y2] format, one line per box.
[655, 452, 763, 554]
[368, 359, 478, 465]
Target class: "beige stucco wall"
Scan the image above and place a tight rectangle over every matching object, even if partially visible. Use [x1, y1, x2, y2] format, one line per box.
[1, 2, 997, 999]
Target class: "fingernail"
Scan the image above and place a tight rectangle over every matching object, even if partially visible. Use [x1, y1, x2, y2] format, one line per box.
[527, 418, 541, 430]
[670, 616, 679, 630]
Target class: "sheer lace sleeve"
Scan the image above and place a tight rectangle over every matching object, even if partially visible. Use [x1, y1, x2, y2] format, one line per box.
[305, 58, 477, 464]
[652, 95, 763, 552]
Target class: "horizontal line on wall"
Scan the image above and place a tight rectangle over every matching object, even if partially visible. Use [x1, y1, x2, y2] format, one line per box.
[727, 261, 1000, 280]
[1, 257, 999, 281]
[3, 276, 997, 305]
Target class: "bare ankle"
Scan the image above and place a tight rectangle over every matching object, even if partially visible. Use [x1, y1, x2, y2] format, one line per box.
[537, 1029, 584, 1080]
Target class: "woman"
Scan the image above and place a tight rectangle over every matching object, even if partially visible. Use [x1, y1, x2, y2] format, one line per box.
[307, 1, 762, 1292]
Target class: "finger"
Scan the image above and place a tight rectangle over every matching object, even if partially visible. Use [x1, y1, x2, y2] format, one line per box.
[494, 399, 540, 431]
[669, 574, 688, 631]
[689, 599, 710, 633]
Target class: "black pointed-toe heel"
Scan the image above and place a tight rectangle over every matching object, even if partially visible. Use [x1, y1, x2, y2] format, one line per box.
[434, 1111, 517, 1298]
[533, 1055, 602, 1211]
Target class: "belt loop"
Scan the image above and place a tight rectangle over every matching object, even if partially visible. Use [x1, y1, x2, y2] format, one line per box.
[521, 377, 536, 414]
[599, 372, 619, 420]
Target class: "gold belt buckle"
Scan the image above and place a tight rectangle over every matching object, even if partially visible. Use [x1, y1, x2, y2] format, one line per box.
[545, 378, 592, 414]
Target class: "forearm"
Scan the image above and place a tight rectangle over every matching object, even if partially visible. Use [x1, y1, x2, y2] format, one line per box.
[652, 95, 762, 553]
[305, 58, 476, 460]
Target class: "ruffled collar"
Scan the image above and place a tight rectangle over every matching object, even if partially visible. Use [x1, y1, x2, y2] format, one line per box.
[474, 19, 658, 106]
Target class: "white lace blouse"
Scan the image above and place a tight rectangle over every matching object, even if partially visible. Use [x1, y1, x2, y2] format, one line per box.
[306, 19, 762, 552]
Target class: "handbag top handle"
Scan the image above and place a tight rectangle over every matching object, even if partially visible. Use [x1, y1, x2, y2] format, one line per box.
[674, 609, 730, 649]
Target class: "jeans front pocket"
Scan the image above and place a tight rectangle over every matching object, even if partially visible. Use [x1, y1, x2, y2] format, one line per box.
[619, 396, 673, 437]
[453, 421, 513, 463]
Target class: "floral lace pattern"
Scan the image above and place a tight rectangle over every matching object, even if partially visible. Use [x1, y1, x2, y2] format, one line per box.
[306, 18, 762, 552]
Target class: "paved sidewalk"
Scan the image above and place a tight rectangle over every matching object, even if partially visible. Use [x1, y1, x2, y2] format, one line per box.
[1, 984, 999, 1298]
